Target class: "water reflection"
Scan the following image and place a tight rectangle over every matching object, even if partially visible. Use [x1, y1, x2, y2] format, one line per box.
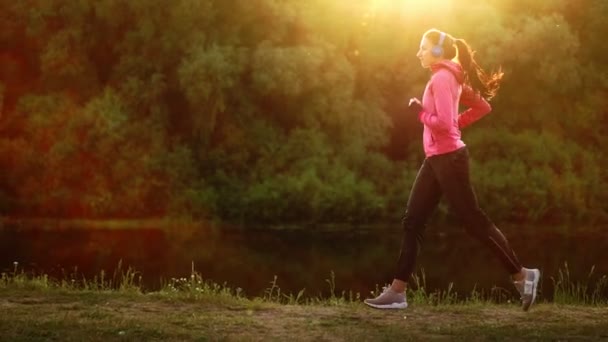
[1, 222, 607, 301]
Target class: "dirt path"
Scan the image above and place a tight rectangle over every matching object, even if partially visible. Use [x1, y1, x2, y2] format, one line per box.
[1, 291, 608, 341]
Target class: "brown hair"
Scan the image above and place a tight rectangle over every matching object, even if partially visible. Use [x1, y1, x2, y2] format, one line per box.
[423, 29, 503, 100]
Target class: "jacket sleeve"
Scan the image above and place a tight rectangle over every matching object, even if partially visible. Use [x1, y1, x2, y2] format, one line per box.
[418, 72, 456, 133]
[458, 86, 492, 129]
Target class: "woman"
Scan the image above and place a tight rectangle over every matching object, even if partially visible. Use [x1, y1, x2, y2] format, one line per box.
[364, 29, 540, 311]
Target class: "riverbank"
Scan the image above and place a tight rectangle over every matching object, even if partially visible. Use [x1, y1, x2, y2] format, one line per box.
[2, 286, 608, 341]
[3, 218, 608, 303]
[2, 216, 606, 234]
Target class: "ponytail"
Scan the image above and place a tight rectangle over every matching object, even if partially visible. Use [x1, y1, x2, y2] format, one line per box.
[454, 38, 503, 100]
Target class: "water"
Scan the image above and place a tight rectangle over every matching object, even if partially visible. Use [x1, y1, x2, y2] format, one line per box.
[1, 221, 607, 300]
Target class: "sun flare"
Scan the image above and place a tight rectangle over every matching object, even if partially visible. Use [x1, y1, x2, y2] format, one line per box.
[369, 0, 455, 15]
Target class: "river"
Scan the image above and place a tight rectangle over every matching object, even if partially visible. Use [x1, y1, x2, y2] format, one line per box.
[1, 221, 606, 301]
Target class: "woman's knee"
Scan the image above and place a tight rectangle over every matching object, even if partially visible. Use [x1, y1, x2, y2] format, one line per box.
[454, 205, 490, 226]
[401, 212, 427, 232]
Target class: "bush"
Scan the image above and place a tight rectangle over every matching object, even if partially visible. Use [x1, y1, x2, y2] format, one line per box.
[467, 128, 603, 223]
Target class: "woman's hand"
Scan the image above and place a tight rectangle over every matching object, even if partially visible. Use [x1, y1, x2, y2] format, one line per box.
[408, 97, 423, 113]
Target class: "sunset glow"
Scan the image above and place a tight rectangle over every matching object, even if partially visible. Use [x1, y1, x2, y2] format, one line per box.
[368, 0, 455, 16]
[1, 2, 607, 338]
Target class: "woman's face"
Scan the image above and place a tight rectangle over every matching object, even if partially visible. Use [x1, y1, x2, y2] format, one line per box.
[416, 37, 441, 68]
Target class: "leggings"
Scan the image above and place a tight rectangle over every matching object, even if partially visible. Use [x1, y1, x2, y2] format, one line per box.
[395, 146, 522, 282]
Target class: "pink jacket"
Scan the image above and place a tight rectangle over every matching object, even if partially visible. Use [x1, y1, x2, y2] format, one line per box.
[418, 60, 491, 157]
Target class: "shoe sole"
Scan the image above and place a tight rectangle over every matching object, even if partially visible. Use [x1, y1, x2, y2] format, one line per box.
[364, 301, 408, 309]
[523, 269, 541, 311]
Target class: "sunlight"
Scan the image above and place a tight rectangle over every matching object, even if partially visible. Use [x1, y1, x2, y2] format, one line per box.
[369, 0, 454, 15]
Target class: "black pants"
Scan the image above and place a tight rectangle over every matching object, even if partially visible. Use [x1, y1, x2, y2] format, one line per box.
[395, 147, 522, 282]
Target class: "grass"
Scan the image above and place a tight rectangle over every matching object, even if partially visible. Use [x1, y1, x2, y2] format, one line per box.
[1, 263, 608, 341]
[552, 262, 608, 305]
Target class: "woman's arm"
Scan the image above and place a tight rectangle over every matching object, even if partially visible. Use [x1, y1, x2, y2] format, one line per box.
[458, 86, 492, 128]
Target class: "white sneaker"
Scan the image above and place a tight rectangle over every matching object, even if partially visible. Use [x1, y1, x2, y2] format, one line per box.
[514, 268, 541, 311]
[364, 287, 408, 309]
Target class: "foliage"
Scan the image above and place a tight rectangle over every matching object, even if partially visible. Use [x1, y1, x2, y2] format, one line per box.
[0, 0, 606, 224]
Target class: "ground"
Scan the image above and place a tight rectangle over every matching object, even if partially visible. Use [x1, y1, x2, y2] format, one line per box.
[1, 288, 608, 341]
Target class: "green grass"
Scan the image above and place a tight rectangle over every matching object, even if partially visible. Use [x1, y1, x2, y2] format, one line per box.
[1, 263, 608, 341]
[552, 262, 608, 305]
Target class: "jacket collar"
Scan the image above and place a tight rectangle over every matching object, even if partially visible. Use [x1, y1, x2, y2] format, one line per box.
[430, 60, 464, 84]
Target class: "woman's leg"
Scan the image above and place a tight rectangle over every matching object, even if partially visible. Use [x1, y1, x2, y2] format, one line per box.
[364, 159, 442, 309]
[394, 158, 443, 284]
[430, 147, 541, 311]
[428, 147, 522, 274]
